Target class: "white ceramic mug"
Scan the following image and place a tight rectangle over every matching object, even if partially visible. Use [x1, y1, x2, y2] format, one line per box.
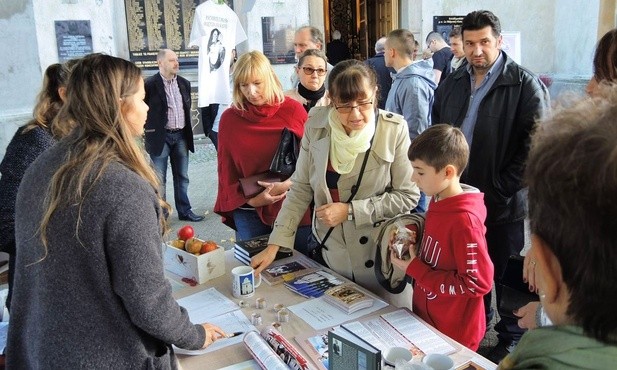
[231, 266, 261, 298]
[383, 346, 413, 366]
[422, 353, 454, 370]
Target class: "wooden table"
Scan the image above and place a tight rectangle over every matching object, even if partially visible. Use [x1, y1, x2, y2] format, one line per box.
[172, 251, 494, 369]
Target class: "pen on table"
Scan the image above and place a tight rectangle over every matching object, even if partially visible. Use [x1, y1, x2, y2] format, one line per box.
[226, 331, 243, 338]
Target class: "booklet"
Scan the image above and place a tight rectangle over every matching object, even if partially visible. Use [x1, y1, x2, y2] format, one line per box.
[322, 283, 375, 314]
[294, 332, 329, 370]
[243, 326, 311, 370]
[328, 325, 381, 370]
[233, 234, 293, 265]
[261, 259, 320, 286]
[284, 270, 345, 298]
[234, 234, 271, 258]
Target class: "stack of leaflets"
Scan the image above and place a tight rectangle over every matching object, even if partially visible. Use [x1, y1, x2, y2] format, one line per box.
[261, 259, 320, 286]
[322, 283, 375, 314]
[284, 270, 344, 298]
[233, 234, 292, 265]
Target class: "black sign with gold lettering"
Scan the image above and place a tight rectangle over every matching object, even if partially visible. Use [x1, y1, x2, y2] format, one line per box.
[124, 0, 202, 69]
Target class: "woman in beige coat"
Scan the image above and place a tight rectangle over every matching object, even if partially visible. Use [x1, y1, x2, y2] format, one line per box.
[253, 60, 419, 293]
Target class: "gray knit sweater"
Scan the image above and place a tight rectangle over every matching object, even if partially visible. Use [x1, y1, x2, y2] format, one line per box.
[7, 140, 205, 369]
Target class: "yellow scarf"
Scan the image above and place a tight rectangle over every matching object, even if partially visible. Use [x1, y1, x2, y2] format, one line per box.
[328, 108, 375, 174]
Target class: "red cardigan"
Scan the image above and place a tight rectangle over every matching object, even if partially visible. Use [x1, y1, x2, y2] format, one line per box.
[215, 97, 310, 229]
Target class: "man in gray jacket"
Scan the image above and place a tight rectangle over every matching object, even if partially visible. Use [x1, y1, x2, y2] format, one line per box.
[385, 29, 437, 141]
[385, 29, 437, 213]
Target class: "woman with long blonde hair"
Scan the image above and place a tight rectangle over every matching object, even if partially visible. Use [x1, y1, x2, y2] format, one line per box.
[214, 50, 313, 254]
[7, 53, 224, 368]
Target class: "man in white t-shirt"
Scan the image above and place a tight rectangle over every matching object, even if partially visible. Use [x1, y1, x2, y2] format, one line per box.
[189, 0, 246, 146]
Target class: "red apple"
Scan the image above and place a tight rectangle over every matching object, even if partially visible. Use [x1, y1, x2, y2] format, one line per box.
[200, 240, 218, 254]
[177, 225, 195, 241]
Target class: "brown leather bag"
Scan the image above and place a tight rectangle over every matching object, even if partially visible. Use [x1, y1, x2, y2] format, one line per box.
[238, 172, 283, 199]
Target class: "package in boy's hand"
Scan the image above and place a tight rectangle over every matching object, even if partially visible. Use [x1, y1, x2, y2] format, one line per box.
[389, 220, 418, 259]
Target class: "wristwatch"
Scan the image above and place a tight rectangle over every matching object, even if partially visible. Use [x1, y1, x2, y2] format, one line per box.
[347, 203, 354, 221]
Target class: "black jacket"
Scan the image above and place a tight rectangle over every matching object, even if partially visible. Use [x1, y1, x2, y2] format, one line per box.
[432, 52, 550, 225]
[144, 73, 195, 156]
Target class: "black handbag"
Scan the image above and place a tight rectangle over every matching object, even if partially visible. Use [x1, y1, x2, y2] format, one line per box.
[498, 255, 539, 318]
[269, 127, 300, 178]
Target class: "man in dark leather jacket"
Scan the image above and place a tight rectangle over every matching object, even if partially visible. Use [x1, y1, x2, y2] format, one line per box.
[432, 10, 550, 362]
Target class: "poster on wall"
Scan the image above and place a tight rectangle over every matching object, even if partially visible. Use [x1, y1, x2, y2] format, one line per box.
[55, 20, 93, 62]
[123, 0, 235, 69]
[432, 16, 464, 44]
[262, 16, 296, 64]
[501, 32, 521, 65]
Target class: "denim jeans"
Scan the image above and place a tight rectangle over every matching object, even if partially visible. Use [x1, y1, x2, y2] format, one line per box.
[233, 208, 312, 252]
[150, 130, 192, 217]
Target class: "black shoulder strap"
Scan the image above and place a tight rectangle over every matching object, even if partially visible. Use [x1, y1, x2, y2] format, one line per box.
[320, 136, 374, 250]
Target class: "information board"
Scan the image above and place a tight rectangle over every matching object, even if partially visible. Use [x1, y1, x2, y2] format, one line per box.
[124, 0, 202, 69]
[432, 16, 464, 44]
[55, 20, 93, 62]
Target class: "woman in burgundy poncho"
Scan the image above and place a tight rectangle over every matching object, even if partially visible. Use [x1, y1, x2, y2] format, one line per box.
[215, 51, 312, 253]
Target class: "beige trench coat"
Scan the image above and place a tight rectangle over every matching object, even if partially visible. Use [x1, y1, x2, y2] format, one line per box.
[269, 106, 420, 293]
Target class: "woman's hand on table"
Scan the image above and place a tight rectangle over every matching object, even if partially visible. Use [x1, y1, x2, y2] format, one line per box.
[201, 323, 226, 348]
[252, 244, 280, 276]
[247, 182, 287, 207]
[315, 203, 348, 227]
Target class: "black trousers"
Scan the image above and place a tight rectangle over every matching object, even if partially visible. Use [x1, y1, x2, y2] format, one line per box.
[200, 104, 219, 149]
[484, 220, 527, 343]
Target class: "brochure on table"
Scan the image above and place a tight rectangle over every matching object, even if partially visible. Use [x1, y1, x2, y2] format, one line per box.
[287, 292, 388, 330]
[173, 288, 257, 355]
[295, 309, 462, 370]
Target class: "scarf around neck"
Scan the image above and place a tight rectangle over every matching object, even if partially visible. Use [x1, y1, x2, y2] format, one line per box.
[328, 108, 375, 174]
[298, 83, 326, 112]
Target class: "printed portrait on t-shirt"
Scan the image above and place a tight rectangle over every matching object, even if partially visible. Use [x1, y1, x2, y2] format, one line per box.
[208, 28, 226, 72]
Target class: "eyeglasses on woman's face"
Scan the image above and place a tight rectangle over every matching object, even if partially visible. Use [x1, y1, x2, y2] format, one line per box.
[301, 67, 327, 76]
[334, 98, 374, 114]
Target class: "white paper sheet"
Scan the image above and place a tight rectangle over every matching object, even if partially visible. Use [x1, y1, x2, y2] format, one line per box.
[287, 296, 388, 330]
[342, 319, 413, 352]
[176, 287, 240, 323]
[381, 309, 456, 355]
[174, 310, 257, 355]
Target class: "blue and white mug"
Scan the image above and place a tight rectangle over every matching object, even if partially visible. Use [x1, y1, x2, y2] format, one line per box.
[231, 266, 261, 298]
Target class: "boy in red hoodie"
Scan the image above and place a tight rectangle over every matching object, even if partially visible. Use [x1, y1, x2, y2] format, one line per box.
[390, 124, 494, 350]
